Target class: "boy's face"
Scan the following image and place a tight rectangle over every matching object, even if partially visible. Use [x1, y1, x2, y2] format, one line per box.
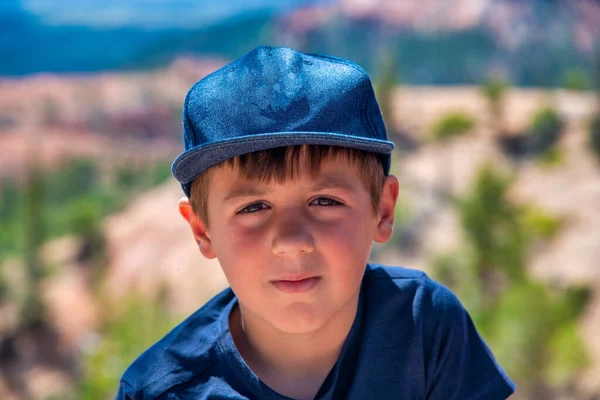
[179, 156, 398, 335]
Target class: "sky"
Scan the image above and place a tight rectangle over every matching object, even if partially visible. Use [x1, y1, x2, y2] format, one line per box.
[16, 0, 330, 28]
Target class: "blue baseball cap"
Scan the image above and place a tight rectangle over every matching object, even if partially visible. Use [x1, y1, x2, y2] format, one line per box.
[172, 46, 394, 196]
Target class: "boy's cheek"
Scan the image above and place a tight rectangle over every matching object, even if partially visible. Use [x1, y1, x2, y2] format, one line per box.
[317, 217, 375, 245]
[214, 215, 373, 256]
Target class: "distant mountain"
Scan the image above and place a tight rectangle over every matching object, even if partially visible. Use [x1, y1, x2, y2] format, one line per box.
[0, 0, 323, 75]
[17, 0, 323, 28]
[281, 0, 600, 87]
[0, 12, 276, 75]
[1, 0, 598, 87]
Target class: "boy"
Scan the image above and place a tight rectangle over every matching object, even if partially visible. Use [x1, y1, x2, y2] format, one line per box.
[116, 46, 515, 399]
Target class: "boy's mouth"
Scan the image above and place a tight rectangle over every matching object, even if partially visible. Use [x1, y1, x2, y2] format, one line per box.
[271, 276, 321, 293]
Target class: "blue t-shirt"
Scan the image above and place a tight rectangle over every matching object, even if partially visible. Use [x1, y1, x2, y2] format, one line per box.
[116, 264, 515, 399]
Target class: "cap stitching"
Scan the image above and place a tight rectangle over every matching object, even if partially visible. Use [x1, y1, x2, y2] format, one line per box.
[308, 53, 377, 139]
[183, 85, 197, 148]
[174, 133, 393, 165]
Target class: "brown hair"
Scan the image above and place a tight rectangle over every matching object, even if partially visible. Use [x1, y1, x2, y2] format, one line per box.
[190, 145, 386, 226]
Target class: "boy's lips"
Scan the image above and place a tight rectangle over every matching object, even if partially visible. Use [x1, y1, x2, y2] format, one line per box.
[271, 276, 321, 293]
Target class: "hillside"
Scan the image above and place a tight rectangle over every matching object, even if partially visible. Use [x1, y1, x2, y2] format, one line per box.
[1, 0, 598, 86]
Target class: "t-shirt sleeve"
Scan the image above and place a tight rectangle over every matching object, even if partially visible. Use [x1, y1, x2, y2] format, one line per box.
[422, 280, 516, 400]
[115, 380, 136, 400]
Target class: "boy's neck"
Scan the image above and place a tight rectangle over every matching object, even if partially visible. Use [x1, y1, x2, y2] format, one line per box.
[229, 294, 359, 399]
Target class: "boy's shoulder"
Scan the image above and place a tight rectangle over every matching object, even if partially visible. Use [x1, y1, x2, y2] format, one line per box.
[363, 263, 457, 309]
[362, 263, 471, 330]
[358, 264, 515, 399]
[364, 263, 428, 281]
[117, 287, 236, 399]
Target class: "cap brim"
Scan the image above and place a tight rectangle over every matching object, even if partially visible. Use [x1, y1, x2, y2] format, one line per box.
[172, 131, 394, 190]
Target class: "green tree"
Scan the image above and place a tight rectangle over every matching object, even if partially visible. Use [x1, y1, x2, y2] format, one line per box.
[591, 44, 600, 161]
[431, 111, 476, 196]
[433, 165, 590, 397]
[592, 42, 600, 113]
[590, 114, 600, 160]
[481, 76, 508, 139]
[562, 69, 589, 91]
[67, 198, 107, 288]
[77, 291, 178, 399]
[0, 179, 23, 261]
[374, 50, 400, 139]
[528, 108, 564, 155]
[432, 112, 475, 141]
[21, 163, 47, 330]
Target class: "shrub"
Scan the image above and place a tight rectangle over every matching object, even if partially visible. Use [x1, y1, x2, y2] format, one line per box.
[562, 69, 589, 91]
[481, 76, 508, 103]
[77, 293, 179, 399]
[589, 114, 600, 158]
[442, 164, 590, 395]
[536, 148, 564, 168]
[432, 112, 475, 141]
[528, 108, 564, 154]
[521, 206, 562, 239]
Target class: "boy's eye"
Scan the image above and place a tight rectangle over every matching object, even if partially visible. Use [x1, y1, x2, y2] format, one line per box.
[310, 197, 342, 207]
[237, 202, 269, 214]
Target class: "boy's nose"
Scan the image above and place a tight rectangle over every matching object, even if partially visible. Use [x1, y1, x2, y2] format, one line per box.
[271, 220, 315, 257]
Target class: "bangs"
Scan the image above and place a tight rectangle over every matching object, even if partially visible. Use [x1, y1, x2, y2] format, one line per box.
[225, 145, 370, 184]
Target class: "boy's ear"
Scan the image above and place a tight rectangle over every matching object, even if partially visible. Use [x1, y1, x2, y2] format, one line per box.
[178, 197, 216, 259]
[374, 175, 399, 244]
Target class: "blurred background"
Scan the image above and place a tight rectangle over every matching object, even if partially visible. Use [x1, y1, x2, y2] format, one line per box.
[0, 0, 599, 399]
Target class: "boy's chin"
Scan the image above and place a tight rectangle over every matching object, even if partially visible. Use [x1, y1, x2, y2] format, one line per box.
[265, 303, 336, 335]
[271, 319, 328, 336]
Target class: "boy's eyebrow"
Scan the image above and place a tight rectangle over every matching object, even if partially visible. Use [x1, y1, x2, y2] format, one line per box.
[311, 176, 356, 192]
[223, 187, 273, 203]
[223, 176, 355, 202]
